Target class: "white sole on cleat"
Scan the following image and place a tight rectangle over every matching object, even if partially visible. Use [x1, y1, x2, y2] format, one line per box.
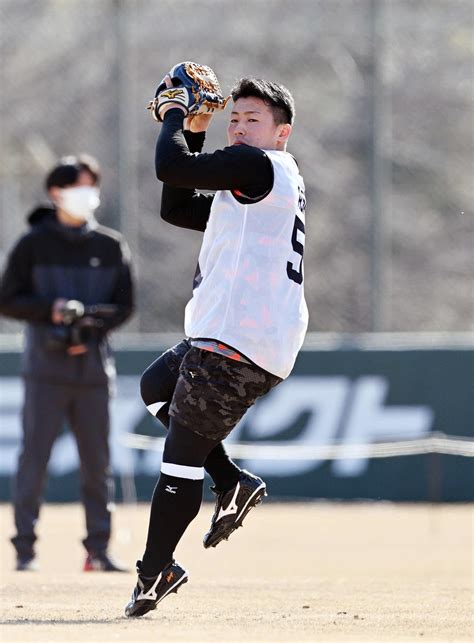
[235, 483, 266, 524]
[211, 483, 267, 547]
[125, 571, 189, 617]
[156, 572, 188, 606]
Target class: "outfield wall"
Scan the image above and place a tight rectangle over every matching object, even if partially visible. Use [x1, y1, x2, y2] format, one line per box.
[1, 338, 473, 502]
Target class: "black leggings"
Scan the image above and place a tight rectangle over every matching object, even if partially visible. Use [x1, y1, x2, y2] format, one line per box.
[140, 340, 241, 492]
[140, 343, 185, 428]
[163, 416, 217, 467]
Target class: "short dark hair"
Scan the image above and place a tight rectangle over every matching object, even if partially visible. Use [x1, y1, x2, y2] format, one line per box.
[230, 78, 295, 125]
[45, 154, 101, 190]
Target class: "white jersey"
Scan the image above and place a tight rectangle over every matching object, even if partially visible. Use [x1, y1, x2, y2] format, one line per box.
[184, 150, 308, 379]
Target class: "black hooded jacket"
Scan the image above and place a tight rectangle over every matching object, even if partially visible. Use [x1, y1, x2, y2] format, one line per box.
[0, 206, 134, 385]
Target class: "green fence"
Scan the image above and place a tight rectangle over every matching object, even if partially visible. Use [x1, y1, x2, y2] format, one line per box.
[1, 342, 473, 502]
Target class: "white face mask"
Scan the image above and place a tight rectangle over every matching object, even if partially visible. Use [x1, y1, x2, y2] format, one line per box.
[58, 186, 100, 221]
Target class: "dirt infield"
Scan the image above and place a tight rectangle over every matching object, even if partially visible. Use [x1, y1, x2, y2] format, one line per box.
[0, 502, 472, 642]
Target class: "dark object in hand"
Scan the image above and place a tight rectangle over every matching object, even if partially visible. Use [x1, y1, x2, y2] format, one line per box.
[46, 300, 118, 351]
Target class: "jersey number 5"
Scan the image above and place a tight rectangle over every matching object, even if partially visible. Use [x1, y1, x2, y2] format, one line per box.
[286, 214, 305, 284]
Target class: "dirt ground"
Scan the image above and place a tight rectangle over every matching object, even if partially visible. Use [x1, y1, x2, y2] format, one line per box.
[0, 502, 472, 642]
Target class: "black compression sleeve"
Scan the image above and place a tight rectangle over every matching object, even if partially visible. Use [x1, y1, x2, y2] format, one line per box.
[161, 189, 213, 232]
[160, 129, 213, 232]
[183, 129, 206, 153]
[155, 109, 273, 197]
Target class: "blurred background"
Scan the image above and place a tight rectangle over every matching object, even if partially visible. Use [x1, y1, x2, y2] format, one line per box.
[0, 0, 472, 502]
[1, 0, 472, 334]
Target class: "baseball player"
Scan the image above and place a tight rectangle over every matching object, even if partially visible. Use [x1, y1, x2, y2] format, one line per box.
[125, 71, 308, 617]
[140, 339, 266, 550]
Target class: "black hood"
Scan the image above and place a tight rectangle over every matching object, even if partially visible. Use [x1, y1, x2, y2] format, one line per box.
[26, 204, 97, 242]
[27, 205, 56, 227]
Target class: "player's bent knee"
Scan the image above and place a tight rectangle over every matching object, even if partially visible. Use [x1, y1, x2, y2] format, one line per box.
[140, 368, 158, 406]
[140, 358, 172, 406]
[163, 418, 216, 467]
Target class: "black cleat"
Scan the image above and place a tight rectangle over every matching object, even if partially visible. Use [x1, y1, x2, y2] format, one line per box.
[125, 560, 188, 618]
[203, 470, 267, 549]
[84, 551, 128, 572]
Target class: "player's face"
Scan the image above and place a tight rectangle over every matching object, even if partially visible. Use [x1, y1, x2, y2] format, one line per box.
[227, 97, 291, 151]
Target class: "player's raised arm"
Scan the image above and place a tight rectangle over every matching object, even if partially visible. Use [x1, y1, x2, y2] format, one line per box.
[160, 127, 214, 232]
[155, 109, 273, 193]
[147, 62, 273, 195]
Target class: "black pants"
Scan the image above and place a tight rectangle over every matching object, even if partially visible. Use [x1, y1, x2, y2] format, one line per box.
[11, 379, 113, 559]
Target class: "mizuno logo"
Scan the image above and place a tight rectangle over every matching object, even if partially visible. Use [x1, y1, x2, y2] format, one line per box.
[165, 485, 178, 494]
[161, 88, 185, 100]
[216, 482, 240, 522]
[136, 573, 161, 601]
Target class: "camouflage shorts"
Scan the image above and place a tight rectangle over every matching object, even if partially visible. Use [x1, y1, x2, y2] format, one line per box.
[162, 339, 192, 377]
[169, 346, 281, 441]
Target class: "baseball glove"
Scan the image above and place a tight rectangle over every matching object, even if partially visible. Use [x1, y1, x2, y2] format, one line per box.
[147, 61, 229, 122]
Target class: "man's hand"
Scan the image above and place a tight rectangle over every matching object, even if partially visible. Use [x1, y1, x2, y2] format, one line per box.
[66, 344, 88, 356]
[153, 75, 187, 120]
[185, 112, 214, 132]
[148, 62, 229, 122]
[159, 101, 187, 119]
[51, 299, 85, 325]
[51, 298, 68, 324]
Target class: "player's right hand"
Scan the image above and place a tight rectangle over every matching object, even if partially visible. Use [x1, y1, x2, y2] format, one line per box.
[185, 112, 214, 133]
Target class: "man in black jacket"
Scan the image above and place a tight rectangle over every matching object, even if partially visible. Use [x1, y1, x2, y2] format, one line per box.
[0, 155, 135, 571]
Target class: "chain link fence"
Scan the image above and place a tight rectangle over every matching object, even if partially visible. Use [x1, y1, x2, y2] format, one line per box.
[0, 0, 472, 337]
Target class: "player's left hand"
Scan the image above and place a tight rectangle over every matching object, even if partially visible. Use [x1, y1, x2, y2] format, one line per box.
[147, 61, 229, 123]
